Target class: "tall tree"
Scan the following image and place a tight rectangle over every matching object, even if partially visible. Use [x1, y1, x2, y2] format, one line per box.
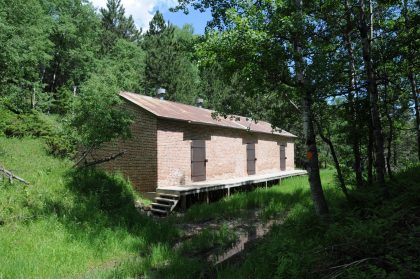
[100, 0, 140, 53]
[292, 0, 329, 215]
[401, 0, 420, 161]
[0, 0, 53, 112]
[343, 0, 364, 188]
[146, 10, 166, 36]
[143, 12, 200, 103]
[42, 0, 101, 113]
[357, 0, 387, 193]
[175, 0, 330, 216]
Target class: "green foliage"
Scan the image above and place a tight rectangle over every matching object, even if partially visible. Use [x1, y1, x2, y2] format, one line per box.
[217, 166, 420, 278]
[143, 12, 200, 104]
[0, 137, 177, 278]
[0, 106, 76, 157]
[100, 0, 141, 53]
[0, 111, 51, 138]
[42, 0, 101, 113]
[146, 10, 166, 36]
[0, 0, 53, 112]
[70, 66, 134, 150]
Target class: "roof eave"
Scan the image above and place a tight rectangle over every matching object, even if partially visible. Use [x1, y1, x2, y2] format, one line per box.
[119, 92, 297, 139]
[157, 116, 297, 138]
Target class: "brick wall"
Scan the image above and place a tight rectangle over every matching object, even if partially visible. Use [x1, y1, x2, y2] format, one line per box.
[157, 119, 295, 187]
[91, 100, 296, 191]
[89, 101, 158, 192]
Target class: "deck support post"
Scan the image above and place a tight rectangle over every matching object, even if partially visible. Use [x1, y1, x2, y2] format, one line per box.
[206, 191, 209, 204]
[227, 187, 230, 197]
[181, 195, 187, 211]
[265, 181, 268, 189]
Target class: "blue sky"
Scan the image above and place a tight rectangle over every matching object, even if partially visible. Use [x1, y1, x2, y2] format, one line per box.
[164, 9, 212, 34]
[90, 0, 212, 34]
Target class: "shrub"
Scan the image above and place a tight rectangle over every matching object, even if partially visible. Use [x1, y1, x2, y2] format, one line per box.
[0, 107, 76, 157]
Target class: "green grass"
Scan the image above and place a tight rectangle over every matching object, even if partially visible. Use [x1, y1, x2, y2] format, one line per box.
[216, 166, 420, 278]
[1, 136, 418, 278]
[179, 225, 237, 257]
[0, 137, 178, 278]
[183, 169, 338, 222]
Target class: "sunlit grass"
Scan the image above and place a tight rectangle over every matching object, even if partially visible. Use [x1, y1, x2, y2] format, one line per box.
[3, 136, 413, 278]
[1, 136, 326, 278]
[183, 168, 338, 222]
[0, 137, 174, 278]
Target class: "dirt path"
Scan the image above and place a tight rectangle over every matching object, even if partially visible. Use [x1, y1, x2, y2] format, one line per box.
[80, 209, 286, 277]
[176, 210, 288, 265]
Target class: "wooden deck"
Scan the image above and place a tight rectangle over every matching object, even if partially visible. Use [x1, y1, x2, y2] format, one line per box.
[157, 169, 307, 196]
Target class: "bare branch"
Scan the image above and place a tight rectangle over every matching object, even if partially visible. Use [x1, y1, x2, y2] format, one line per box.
[73, 145, 95, 167]
[0, 165, 30, 185]
[81, 151, 126, 168]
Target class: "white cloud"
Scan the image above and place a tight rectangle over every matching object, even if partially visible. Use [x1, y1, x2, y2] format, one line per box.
[90, 0, 177, 31]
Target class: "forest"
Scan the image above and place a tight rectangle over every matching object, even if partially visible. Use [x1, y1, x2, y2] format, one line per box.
[0, 0, 419, 278]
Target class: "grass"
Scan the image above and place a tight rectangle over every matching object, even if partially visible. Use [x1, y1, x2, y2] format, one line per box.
[216, 166, 420, 278]
[0, 136, 419, 278]
[0, 137, 178, 278]
[183, 169, 338, 223]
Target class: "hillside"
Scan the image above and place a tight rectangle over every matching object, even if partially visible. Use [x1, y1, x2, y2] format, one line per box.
[0, 137, 150, 277]
[1, 137, 419, 278]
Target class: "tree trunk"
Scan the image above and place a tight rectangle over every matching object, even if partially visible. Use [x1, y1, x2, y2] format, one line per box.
[403, 0, 420, 162]
[302, 88, 329, 216]
[294, 0, 329, 216]
[386, 119, 393, 178]
[31, 87, 36, 109]
[367, 119, 374, 186]
[316, 121, 350, 202]
[408, 74, 420, 162]
[358, 0, 387, 194]
[343, 0, 363, 188]
[383, 79, 393, 178]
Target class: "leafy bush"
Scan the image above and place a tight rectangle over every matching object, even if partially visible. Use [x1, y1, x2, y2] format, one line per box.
[0, 111, 52, 137]
[44, 131, 76, 158]
[0, 107, 76, 157]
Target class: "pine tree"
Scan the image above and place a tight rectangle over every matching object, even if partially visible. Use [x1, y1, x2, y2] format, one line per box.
[100, 0, 140, 53]
[143, 12, 199, 104]
[146, 10, 166, 36]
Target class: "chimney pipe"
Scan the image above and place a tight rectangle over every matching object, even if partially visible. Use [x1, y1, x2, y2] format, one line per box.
[196, 97, 204, 108]
[156, 88, 166, 100]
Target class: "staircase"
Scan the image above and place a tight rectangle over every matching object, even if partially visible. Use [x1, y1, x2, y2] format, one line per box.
[151, 192, 180, 216]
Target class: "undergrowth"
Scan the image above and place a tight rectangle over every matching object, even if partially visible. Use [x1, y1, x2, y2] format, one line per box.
[0, 136, 418, 278]
[0, 137, 177, 278]
[0, 107, 76, 157]
[216, 166, 420, 278]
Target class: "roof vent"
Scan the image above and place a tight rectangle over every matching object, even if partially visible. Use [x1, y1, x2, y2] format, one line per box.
[156, 88, 166, 100]
[196, 97, 204, 108]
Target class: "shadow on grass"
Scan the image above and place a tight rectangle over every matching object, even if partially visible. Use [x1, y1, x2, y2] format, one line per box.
[183, 180, 314, 223]
[213, 165, 420, 279]
[150, 179, 320, 278]
[26, 168, 181, 277]
[25, 165, 419, 278]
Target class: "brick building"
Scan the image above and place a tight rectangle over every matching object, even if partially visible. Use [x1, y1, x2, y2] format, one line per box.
[93, 91, 297, 193]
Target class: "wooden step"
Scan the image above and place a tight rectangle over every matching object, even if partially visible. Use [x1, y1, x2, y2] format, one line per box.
[155, 197, 176, 203]
[151, 192, 180, 216]
[151, 202, 171, 208]
[158, 193, 180, 199]
[150, 207, 168, 215]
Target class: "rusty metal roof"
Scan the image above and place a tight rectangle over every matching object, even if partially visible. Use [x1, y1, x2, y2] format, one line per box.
[120, 92, 297, 138]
